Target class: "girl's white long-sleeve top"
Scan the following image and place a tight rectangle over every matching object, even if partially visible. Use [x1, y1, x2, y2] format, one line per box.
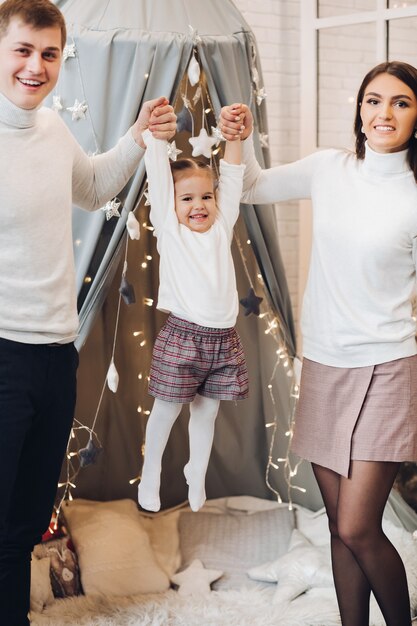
[0, 91, 144, 344]
[143, 129, 245, 328]
[241, 135, 417, 367]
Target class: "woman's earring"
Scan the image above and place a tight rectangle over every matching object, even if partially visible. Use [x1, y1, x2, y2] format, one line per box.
[361, 126, 365, 134]
[414, 129, 417, 139]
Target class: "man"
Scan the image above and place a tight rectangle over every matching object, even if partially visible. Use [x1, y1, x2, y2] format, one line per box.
[0, 1, 176, 623]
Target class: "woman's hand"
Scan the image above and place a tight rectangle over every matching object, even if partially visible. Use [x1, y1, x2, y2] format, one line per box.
[219, 103, 253, 141]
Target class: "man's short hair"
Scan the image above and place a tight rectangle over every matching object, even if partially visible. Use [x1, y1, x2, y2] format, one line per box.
[0, 0, 66, 50]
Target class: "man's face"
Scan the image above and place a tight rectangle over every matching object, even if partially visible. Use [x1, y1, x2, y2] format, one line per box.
[0, 17, 62, 109]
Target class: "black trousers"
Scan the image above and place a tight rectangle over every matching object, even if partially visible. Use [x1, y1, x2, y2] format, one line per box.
[0, 338, 79, 625]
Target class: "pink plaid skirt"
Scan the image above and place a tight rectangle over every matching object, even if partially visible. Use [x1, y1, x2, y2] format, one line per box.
[148, 315, 249, 403]
[291, 355, 417, 477]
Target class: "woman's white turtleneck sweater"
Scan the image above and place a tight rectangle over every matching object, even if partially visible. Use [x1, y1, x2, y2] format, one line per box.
[0, 92, 144, 345]
[241, 136, 417, 368]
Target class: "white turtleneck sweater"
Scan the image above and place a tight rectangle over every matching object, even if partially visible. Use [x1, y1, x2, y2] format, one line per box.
[241, 137, 417, 367]
[143, 129, 245, 328]
[0, 91, 144, 345]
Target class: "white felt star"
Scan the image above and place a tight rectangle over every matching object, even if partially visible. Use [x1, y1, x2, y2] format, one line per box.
[189, 128, 217, 159]
[67, 99, 88, 121]
[171, 559, 223, 597]
[126, 212, 140, 240]
[167, 141, 182, 162]
[187, 54, 200, 87]
[247, 529, 332, 606]
[188, 25, 202, 45]
[101, 198, 121, 220]
[62, 43, 76, 61]
[211, 126, 225, 146]
[255, 87, 267, 106]
[259, 132, 269, 148]
[52, 95, 63, 112]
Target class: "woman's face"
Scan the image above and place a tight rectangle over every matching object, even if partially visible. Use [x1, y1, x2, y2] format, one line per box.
[360, 72, 417, 153]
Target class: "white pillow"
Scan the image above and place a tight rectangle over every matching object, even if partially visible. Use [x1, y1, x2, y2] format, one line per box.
[30, 555, 54, 613]
[247, 528, 333, 605]
[179, 506, 295, 590]
[62, 498, 170, 596]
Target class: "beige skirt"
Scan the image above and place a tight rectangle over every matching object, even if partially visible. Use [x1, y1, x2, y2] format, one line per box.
[291, 354, 417, 477]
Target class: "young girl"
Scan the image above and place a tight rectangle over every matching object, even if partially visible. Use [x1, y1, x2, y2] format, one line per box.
[138, 123, 248, 512]
[220, 61, 417, 625]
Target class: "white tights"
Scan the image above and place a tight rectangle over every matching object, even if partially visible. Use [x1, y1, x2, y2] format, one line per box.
[138, 395, 220, 512]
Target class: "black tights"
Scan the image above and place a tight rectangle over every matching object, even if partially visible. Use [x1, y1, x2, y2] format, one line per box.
[312, 461, 411, 626]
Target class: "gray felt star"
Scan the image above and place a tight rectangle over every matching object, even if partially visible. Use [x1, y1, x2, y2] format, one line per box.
[79, 438, 102, 468]
[177, 107, 193, 133]
[119, 276, 136, 305]
[239, 288, 263, 316]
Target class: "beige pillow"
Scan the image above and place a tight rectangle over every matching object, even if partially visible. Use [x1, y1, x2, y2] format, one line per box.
[62, 498, 170, 596]
[30, 556, 54, 613]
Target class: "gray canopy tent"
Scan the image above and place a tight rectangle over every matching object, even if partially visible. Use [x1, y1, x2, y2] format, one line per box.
[50, 0, 417, 522]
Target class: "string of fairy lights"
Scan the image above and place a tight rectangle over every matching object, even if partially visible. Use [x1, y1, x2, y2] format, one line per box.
[51, 27, 305, 522]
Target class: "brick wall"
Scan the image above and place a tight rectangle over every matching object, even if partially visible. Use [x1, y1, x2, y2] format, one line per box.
[233, 0, 301, 327]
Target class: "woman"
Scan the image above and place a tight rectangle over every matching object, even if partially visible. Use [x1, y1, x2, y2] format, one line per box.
[220, 61, 417, 625]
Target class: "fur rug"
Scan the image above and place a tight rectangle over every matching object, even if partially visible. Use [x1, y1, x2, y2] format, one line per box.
[31, 586, 342, 626]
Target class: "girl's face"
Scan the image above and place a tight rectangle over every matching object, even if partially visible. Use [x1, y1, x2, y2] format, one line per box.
[174, 170, 217, 233]
[360, 72, 417, 154]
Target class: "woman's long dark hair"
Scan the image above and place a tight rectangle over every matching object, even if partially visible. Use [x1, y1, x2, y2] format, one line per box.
[354, 61, 417, 182]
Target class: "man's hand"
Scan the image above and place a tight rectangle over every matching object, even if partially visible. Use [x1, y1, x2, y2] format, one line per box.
[133, 96, 177, 148]
[219, 103, 253, 141]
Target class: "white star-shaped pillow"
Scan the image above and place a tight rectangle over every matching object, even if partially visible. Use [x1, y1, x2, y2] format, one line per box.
[171, 559, 223, 597]
[188, 128, 217, 159]
[247, 529, 333, 606]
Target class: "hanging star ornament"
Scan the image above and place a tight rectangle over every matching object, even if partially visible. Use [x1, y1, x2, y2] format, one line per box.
[176, 107, 193, 133]
[211, 126, 225, 146]
[167, 141, 182, 161]
[187, 54, 201, 87]
[62, 42, 76, 61]
[101, 198, 121, 220]
[67, 99, 88, 121]
[189, 128, 217, 159]
[126, 211, 140, 240]
[188, 25, 202, 45]
[255, 87, 267, 106]
[52, 95, 63, 112]
[143, 189, 150, 207]
[119, 275, 136, 305]
[107, 359, 119, 393]
[171, 559, 223, 597]
[259, 133, 269, 148]
[239, 287, 263, 316]
[78, 438, 102, 468]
